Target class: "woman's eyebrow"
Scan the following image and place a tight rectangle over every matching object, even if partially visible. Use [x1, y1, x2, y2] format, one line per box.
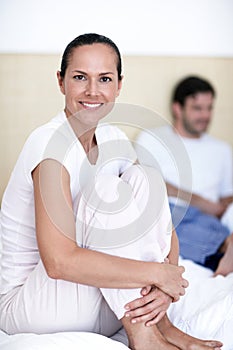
[71, 70, 86, 74]
[99, 72, 114, 76]
[72, 70, 114, 75]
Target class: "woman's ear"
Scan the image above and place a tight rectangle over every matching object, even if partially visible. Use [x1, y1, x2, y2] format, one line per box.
[116, 75, 124, 97]
[57, 71, 65, 95]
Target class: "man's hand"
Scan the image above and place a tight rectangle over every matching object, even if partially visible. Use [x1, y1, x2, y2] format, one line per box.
[200, 199, 228, 218]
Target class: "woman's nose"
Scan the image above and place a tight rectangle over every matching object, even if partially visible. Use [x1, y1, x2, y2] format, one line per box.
[85, 79, 99, 96]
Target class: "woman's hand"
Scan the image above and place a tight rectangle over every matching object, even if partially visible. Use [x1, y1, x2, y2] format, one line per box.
[154, 262, 188, 301]
[124, 285, 172, 326]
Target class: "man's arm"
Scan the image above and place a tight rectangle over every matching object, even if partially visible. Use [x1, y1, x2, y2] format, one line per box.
[166, 182, 228, 218]
[220, 196, 233, 208]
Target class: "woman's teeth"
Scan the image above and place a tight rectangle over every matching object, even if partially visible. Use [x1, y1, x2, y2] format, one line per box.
[82, 102, 102, 108]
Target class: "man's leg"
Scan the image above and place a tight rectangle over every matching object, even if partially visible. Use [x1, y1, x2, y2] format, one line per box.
[214, 233, 233, 276]
[170, 203, 230, 268]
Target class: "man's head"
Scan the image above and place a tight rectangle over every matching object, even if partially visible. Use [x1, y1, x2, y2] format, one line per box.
[171, 76, 216, 138]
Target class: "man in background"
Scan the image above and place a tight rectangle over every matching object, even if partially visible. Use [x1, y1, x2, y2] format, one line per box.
[135, 76, 233, 276]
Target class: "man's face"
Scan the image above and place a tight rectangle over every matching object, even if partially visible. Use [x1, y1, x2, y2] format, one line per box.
[178, 92, 214, 137]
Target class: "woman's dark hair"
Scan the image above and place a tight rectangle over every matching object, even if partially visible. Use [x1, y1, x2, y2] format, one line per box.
[172, 76, 216, 106]
[60, 33, 122, 80]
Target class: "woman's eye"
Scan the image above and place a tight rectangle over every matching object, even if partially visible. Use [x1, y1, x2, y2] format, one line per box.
[73, 75, 86, 81]
[100, 76, 112, 83]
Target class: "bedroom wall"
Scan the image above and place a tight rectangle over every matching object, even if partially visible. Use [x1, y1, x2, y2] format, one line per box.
[1, 54, 233, 201]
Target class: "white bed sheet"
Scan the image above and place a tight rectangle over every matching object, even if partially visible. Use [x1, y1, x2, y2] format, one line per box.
[168, 258, 233, 350]
[0, 330, 129, 350]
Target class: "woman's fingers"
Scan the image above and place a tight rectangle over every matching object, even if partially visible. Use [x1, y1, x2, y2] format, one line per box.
[156, 263, 188, 301]
[125, 287, 157, 311]
[124, 287, 172, 325]
[125, 305, 166, 325]
[125, 298, 161, 318]
[140, 285, 152, 296]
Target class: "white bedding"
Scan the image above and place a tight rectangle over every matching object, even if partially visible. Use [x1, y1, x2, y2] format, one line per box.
[168, 258, 233, 350]
[0, 219, 233, 349]
[0, 330, 129, 350]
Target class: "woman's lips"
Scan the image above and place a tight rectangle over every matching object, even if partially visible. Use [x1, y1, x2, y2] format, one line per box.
[80, 102, 103, 109]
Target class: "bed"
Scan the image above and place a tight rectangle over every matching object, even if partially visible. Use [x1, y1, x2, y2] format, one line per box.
[0, 221, 233, 349]
[168, 258, 233, 350]
[0, 330, 130, 350]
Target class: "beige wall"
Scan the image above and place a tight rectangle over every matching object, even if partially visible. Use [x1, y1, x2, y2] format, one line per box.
[0, 54, 233, 200]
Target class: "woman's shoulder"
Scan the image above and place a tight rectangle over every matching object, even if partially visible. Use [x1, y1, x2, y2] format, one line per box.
[17, 111, 73, 172]
[26, 111, 67, 144]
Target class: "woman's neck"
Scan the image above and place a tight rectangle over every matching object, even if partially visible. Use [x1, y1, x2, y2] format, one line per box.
[64, 109, 99, 163]
[79, 130, 97, 154]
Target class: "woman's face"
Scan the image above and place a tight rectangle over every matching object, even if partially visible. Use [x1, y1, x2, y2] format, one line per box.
[57, 43, 122, 126]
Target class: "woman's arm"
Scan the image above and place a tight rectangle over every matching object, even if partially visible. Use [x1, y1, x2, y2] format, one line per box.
[33, 159, 188, 299]
[167, 227, 179, 265]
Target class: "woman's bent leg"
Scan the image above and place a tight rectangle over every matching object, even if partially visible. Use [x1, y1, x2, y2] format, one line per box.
[76, 165, 172, 320]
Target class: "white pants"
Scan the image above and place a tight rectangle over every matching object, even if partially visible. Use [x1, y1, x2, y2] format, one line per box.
[0, 165, 172, 336]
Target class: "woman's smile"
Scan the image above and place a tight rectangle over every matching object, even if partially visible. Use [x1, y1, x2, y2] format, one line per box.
[80, 101, 103, 110]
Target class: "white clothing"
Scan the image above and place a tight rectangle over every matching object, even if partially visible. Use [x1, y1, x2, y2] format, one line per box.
[222, 202, 233, 232]
[135, 125, 233, 202]
[0, 111, 172, 335]
[135, 125, 233, 227]
[0, 111, 136, 295]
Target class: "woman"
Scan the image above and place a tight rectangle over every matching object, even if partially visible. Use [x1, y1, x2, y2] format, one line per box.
[0, 33, 222, 350]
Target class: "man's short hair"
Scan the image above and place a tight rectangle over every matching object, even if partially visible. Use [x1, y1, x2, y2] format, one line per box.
[172, 76, 216, 106]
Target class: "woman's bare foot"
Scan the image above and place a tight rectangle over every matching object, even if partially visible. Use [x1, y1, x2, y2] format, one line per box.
[214, 233, 233, 276]
[121, 315, 179, 350]
[157, 314, 223, 350]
